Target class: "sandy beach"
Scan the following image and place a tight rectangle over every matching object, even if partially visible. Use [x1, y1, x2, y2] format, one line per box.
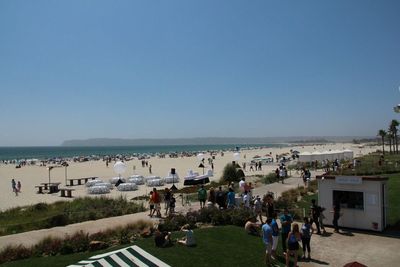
[0, 143, 379, 211]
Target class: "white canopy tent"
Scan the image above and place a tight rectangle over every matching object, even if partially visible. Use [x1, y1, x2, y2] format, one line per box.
[298, 150, 353, 163]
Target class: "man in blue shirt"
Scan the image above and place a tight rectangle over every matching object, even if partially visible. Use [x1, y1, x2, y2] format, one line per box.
[227, 188, 236, 208]
[262, 218, 273, 266]
[280, 208, 293, 254]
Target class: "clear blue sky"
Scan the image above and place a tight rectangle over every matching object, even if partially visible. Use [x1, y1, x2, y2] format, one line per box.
[0, 0, 399, 146]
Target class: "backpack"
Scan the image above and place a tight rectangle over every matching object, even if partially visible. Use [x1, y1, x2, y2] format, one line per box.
[288, 233, 298, 244]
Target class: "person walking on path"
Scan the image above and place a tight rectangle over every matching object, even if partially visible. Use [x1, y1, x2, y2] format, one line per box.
[271, 212, 280, 259]
[301, 217, 314, 260]
[216, 186, 226, 209]
[208, 187, 216, 207]
[262, 218, 273, 266]
[286, 223, 301, 267]
[332, 200, 341, 233]
[310, 199, 321, 234]
[197, 185, 207, 208]
[265, 194, 275, 219]
[254, 196, 264, 224]
[163, 188, 171, 216]
[148, 191, 155, 217]
[152, 188, 161, 218]
[242, 191, 250, 209]
[227, 187, 236, 209]
[280, 208, 293, 254]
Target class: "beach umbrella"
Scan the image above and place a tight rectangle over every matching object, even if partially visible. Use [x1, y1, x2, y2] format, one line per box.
[197, 153, 205, 161]
[233, 152, 240, 161]
[113, 161, 127, 181]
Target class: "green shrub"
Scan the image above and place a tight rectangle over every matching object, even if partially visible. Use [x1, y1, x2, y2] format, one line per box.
[117, 227, 131, 245]
[221, 163, 244, 183]
[0, 245, 32, 264]
[229, 208, 253, 226]
[66, 231, 90, 253]
[47, 214, 69, 227]
[34, 236, 63, 256]
[262, 172, 279, 184]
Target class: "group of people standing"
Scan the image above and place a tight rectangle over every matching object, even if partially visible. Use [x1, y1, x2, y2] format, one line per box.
[11, 178, 21, 196]
[259, 195, 335, 267]
[148, 188, 174, 217]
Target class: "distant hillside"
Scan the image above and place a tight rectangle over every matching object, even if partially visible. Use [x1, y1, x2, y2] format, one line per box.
[61, 136, 372, 147]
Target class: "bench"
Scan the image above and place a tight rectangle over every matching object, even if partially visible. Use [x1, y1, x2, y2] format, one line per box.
[35, 185, 44, 194]
[41, 182, 61, 193]
[67, 177, 98, 186]
[60, 188, 75, 198]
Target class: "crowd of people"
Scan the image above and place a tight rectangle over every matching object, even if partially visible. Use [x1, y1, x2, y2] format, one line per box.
[149, 175, 343, 266]
[256, 197, 339, 266]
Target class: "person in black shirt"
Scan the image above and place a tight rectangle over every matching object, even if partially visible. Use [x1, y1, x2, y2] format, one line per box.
[154, 225, 172, 247]
[332, 201, 341, 233]
[310, 199, 321, 234]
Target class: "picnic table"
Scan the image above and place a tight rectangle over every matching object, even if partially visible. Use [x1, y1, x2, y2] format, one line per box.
[60, 188, 75, 198]
[35, 182, 61, 194]
[67, 177, 98, 186]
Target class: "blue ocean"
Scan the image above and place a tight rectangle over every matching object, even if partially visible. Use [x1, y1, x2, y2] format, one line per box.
[0, 144, 284, 161]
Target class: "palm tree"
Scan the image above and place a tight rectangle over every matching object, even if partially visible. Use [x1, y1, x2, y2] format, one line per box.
[378, 129, 386, 154]
[390, 120, 399, 154]
[388, 131, 393, 154]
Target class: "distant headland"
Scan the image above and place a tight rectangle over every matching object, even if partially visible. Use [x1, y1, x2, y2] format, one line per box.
[61, 136, 373, 147]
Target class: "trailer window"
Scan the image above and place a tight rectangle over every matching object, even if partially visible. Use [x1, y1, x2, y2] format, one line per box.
[333, 190, 364, 210]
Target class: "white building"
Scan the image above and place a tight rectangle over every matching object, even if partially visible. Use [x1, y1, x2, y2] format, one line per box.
[316, 175, 388, 232]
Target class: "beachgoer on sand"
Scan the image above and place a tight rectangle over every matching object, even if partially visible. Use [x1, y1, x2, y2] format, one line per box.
[11, 179, 18, 196]
[17, 181, 21, 193]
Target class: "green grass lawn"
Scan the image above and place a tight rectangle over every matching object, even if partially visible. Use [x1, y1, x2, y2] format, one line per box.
[1, 226, 291, 267]
[387, 173, 400, 225]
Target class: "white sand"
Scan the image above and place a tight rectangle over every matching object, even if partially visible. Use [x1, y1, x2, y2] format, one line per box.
[0, 143, 378, 211]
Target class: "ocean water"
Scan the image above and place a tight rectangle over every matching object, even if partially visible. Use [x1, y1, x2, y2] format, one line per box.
[0, 144, 285, 161]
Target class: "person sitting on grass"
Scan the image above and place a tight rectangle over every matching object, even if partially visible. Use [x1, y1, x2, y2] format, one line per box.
[154, 225, 172, 248]
[244, 217, 261, 236]
[177, 224, 196, 247]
